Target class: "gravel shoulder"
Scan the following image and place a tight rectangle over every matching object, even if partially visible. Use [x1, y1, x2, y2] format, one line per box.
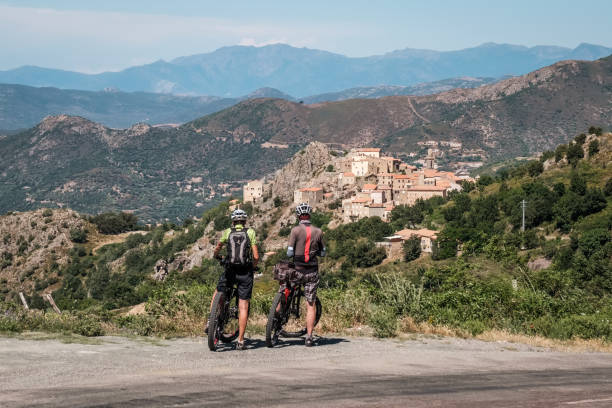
[1, 334, 611, 407]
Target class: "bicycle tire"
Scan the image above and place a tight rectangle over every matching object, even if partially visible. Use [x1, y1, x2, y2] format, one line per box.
[265, 292, 284, 347]
[280, 296, 322, 338]
[207, 291, 224, 351]
[219, 289, 240, 344]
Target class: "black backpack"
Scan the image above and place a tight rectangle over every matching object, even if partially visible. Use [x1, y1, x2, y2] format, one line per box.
[227, 228, 252, 266]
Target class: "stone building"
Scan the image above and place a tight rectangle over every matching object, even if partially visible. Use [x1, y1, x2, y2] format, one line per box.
[394, 185, 447, 206]
[294, 187, 323, 205]
[243, 179, 263, 202]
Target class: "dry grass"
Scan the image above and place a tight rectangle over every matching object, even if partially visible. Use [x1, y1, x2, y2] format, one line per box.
[399, 316, 470, 338]
[90, 231, 148, 254]
[476, 329, 612, 353]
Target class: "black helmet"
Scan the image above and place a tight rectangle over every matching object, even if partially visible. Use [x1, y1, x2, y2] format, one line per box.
[295, 202, 312, 216]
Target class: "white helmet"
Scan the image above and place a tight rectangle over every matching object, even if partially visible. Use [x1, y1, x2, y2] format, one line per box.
[295, 202, 312, 216]
[230, 209, 248, 222]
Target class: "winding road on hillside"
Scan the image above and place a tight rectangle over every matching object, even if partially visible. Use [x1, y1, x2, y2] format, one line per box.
[1, 335, 611, 407]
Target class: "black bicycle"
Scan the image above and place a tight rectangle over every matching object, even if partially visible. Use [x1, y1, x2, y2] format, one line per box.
[265, 263, 322, 347]
[207, 258, 250, 351]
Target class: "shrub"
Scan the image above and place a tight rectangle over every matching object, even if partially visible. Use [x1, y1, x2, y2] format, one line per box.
[91, 212, 139, 234]
[273, 196, 283, 208]
[310, 211, 332, 228]
[69, 228, 87, 243]
[42, 208, 53, 217]
[369, 305, 398, 338]
[279, 226, 291, 237]
[326, 165, 335, 172]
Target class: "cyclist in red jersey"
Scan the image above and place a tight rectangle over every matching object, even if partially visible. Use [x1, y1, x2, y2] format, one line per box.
[286, 202, 326, 347]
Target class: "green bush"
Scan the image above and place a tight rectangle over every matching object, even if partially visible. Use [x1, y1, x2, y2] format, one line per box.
[69, 228, 87, 243]
[588, 140, 600, 156]
[368, 305, 398, 338]
[91, 212, 139, 234]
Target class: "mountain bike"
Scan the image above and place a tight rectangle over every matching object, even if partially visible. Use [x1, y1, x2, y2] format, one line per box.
[265, 263, 322, 347]
[207, 259, 255, 351]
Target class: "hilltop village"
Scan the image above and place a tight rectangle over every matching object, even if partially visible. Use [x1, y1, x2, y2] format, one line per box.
[242, 145, 473, 257]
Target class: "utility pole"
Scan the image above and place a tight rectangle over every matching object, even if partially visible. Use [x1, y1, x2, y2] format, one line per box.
[520, 200, 527, 250]
[521, 200, 527, 232]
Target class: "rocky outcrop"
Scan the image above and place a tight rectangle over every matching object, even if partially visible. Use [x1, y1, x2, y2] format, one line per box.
[0, 208, 88, 292]
[265, 142, 334, 201]
[152, 235, 214, 281]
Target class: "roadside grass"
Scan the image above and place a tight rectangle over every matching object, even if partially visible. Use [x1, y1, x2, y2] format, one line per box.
[2, 260, 610, 351]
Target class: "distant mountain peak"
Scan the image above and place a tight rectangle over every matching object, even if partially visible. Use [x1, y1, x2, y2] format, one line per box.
[244, 87, 295, 100]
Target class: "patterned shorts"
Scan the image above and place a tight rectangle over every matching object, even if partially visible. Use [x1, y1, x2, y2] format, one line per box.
[279, 266, 319, 303]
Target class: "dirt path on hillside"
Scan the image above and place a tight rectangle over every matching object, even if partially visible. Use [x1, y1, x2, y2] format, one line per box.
[91, 231, 148, 254]
[406, 97, 430, 123]
[0, 335, 610, 407]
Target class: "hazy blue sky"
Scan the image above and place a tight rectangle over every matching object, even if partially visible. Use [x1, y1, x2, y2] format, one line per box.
[1, 0, 610, 72]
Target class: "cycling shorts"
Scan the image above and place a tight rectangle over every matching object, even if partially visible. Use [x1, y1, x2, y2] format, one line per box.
[217, 266, 254, 300]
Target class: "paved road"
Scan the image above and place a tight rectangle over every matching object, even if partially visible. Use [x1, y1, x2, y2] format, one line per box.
[1, 334, 611, 407]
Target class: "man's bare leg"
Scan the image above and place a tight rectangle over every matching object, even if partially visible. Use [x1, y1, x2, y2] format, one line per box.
[238, 299, 249, 343]
[306, 301, 316, 337]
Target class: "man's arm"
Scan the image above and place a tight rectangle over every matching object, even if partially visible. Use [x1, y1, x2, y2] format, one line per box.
[287, 228, 297, 258]
[213, 241, 224, 259]
[318, 232, 326, 257]
[252, 244, 259, 268]
[214, 228, 230, 259]
[247, 228, 259, 268]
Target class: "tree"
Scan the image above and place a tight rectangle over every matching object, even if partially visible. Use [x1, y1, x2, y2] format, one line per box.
[213, 214, 231, 231]
[605, 179, 612, 197]
[574, 133, 587, 145]
[588, 140, 599, 157]
[326, 165, 335, 172]
[273, 196, 283, 208]
[432, 234, 457, 260]
[403, 236, 422, 262]
[566, 143, 584, 167]
[526, 160, 544, 177]
[578, 228, 609, 258]
[570, 172, 587, 195]
[540, 150, 554, 162]
[347, 240, 386, 268]
[553, 182, 566, 197]
[588, 126, 603, 136]
[554, 144, 567, 163]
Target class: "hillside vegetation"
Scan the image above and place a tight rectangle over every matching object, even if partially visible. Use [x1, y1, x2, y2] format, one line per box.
[1, 130, 610, 345]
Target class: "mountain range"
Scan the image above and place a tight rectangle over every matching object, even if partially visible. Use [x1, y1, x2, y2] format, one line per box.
[0, 56, 610, 221]
[0, 77, 501, 130]
[0, 43, 610, 97]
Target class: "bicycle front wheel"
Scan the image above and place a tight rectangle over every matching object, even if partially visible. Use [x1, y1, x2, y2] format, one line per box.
[207, 291, 224, 351]
[265, 292, 284, 347]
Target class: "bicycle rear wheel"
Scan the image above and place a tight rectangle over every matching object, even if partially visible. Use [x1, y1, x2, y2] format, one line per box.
[207, 291, 239, 351]
[279, 293, 322, 339]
